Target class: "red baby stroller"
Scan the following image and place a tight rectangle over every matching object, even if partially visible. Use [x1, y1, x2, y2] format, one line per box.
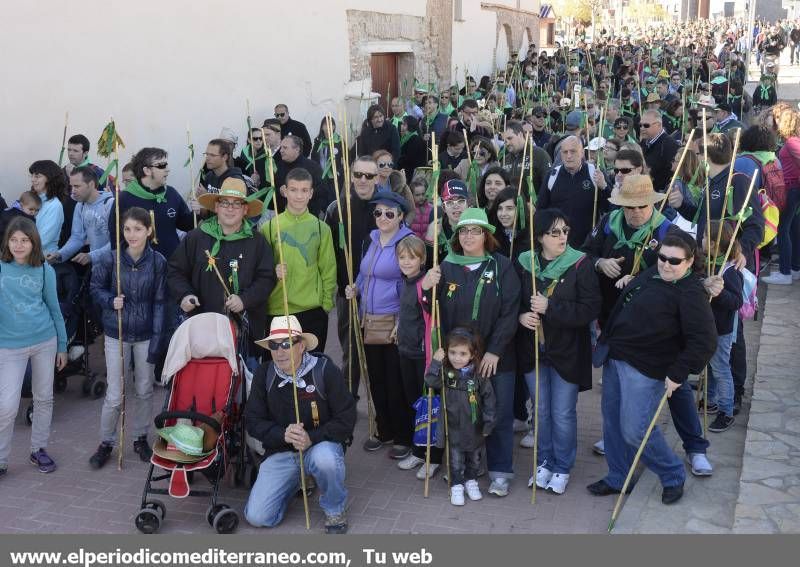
[135, 312, 249, 534]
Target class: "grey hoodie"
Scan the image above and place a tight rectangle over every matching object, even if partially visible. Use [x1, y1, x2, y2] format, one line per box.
[57, 190, 114, 263]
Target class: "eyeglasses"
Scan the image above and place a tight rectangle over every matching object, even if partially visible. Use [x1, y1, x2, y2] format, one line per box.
[545, 227, 570, 238]
[353, 171, 377, 180]
[250, 137, 263, 142]
[614, 167, 634, 174]
[377, 161, 394, 169]
[444, 198, 467, 209]
[640, 123, 654, 128]
[474, 150, 489, 158]
[623, 205, 649, 210]
[373, 208, 397, 219]
[267, 337, 301, 350]
[458, 227, 484, 236]
[217, 199, 245, 209]
[614, 124, 629, 130]
[148, 162, 168, 169]
[657, 253, 687, 266]
[274, 112, 286, 118]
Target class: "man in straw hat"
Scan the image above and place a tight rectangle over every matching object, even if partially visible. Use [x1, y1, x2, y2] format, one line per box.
[583, 175, 715, 478]
[244, 315, 356, 534]
[167, 177, 275, 347]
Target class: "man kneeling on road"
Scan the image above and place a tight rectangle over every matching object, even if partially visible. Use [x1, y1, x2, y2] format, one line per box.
[244, 316, 356, 534]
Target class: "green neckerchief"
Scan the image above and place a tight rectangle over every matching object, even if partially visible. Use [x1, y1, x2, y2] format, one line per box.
[466, 159, 481, 202]
[390, 114, 406, 129]
[442, 103, 455, 115]
[759, 83, 772, 101]
[241, 144, 266, 173]
[609, 208, 666, 254]
[320, 134, 342, 180]
[519, 246, 585, 295]
[199, 216, 253, 270]
[442, 253, 496, 320]
[76, 156, 91, 168]
[740, 150, 776, 166]
[126, 178, 167, 203]
[400, 130, 418, 147]
[653, 268, 693, 283]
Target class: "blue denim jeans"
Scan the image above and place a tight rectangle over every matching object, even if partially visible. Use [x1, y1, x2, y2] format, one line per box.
[708, 331, 736, 416]
[524, 365, 579, 474]
[668, 381, 709, 455]
[244, 441, 346, 527]
[601, 359, 686, 489]
[485, 371, 515, 480]
[778, 189, 800, 275]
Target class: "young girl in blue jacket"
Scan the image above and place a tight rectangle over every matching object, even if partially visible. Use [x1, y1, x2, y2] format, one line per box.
[89, 207, 168, 469]
[0, 217, 67, 476]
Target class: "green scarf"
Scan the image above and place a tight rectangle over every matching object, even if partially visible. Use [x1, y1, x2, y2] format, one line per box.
[759, 84, 772, 101]
[76, 156, 91, 168]
[320, 134, 342, 180]
[609, 208, 666, 250]
[740, 150, 776, 166]
[443, 253, 496, 320]
[519, 246, 585, 293]
[199, 216, 253, 270]
[126, 179, 167, 203]
[241, 144, 266, 173]
[400, 130, 418, 147]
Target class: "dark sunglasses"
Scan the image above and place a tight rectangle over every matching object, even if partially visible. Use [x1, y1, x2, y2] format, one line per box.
[148, 162, 168, 169]
[274, 112, 286, 118]
[614, 167, 634, 174]
[250, 136, 263, 141]
[266, 337, 301, 350]
[614, 124, 629, 130]
[353, 171, 377, 180]
[545, 227, 570, 238]
[657, 253, 687, 266]
[640, 123, 654, 128]
[623, 205, 648, 210]
[377, 161, 394, 168]
[373, 209, 397, 219]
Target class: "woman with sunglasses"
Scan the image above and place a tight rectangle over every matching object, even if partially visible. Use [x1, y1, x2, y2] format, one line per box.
[346, 191, 414, 457]
[310, 117, 345, 207]
[609, 149, 644, 204]
[454, 137, 499, 186]
[372, 150, 395, 193]
[422, 208, 521, 497]
[588, 231, 717, 505]
[516, 208, 601, 495]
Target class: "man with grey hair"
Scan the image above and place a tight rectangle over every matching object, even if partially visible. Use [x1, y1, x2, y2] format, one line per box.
[274, 135, 324, 214]
[640, 109, 679, 192]
[275, 103, 312, 158]
[537, 136, 607, 247]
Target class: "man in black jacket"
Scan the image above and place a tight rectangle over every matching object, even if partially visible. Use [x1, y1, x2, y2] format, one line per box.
[244, 316, 356, 534]
[167, 177, 275, 350]
[324, 156, 379, 399]
[640, 109, 680, 192]
[275, 104, 312, 158]
[274, 136, 324, 215]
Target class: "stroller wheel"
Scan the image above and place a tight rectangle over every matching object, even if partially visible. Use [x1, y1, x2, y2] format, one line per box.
[54, 376, 68, 394]
[92, 381, 107, 399]
[212, 507, 239, 534]
[135, 509, 161, 534]
[206, 504, 225, 527]
[144, 499, 166, 521]
[25, 404, 33, 426]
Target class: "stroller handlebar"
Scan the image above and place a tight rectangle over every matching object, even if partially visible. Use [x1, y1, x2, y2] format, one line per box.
[154, 410, 223, 433]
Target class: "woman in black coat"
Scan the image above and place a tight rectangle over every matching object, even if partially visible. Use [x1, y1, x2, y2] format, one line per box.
[397, 115, 428, 181]
[310, 117, 345, 210]
[353, 105, 401, 163]
[516, 208, 601, 495]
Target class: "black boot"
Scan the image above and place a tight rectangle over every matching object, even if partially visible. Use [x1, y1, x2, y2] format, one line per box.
[89, 443, 113, 469]
[133, 436, 152, 462]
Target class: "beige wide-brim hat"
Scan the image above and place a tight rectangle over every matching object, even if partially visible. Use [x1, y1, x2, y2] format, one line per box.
[198, 177, 263, 217]
[254, 315, 319, 351]
[608, 174, 666, 207]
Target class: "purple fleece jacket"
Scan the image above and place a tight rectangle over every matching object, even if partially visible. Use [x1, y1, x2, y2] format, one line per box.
[356, 226, 413, 315]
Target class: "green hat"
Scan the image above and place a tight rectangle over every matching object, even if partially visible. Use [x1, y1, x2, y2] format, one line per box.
[453, 208, 495, 234]
[157, 423, 212, 457]
[710, 75, 728, 85]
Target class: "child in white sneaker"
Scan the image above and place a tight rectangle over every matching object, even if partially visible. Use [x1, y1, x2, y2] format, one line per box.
[425, 327, 496, 506]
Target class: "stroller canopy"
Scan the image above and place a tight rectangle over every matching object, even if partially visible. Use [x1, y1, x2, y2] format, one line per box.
[161, 313, 238, 382]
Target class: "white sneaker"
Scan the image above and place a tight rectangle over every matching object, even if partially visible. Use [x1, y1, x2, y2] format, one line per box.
[686, 453, 713, 477]
[488, 478, 509, 497]
[528, 463, 553, 489]
[792, 270, 800, 281]
[68, 345, 85, 362]
[761, 272, 793, 285]
[546, 473, 570, 494]
[513, 419, 530, 433]
[520, 430, 535, 448]
[397, 454, 424, 470]
[592, 439, 606, 456]
[450, 484, 465, 506]
[465, 479, 482, 501]
[416, 463, 439, 480]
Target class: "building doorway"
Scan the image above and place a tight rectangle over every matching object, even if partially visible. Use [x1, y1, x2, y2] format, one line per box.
[370, 53, 398, 109]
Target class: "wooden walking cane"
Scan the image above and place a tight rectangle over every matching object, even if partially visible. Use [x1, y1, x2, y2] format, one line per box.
[57, 111, 69, 167]
[508, 132, 531, 260]
[712, 127, 741, 267]
[527, 187, 541, 505]
[715, 174, 758, 271]
[112, 124, 126, 471]
[267, 189, 312, 531]
[608, 391, 670, 532]
[699, 109, 712, 423]
[186, 126, 198, 228]
[592, 106, 606, 229]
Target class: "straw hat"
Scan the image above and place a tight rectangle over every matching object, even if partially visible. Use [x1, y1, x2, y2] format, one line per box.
[697, 95, 718, 109]
[608, 175, 666, 207]
[254, 315, 319, 351]
[645, 92, 662, 104]
[587, 137, 606, 151]
[197, 177, 263, 217]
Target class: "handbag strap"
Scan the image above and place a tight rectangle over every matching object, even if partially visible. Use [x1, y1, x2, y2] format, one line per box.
[361, 241, 382, 320]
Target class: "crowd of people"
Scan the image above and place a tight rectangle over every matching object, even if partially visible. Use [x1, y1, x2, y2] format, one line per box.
[2, 15, 800, 534]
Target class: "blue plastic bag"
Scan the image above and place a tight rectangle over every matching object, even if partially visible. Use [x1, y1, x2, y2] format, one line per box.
[412, 394, 441, 447]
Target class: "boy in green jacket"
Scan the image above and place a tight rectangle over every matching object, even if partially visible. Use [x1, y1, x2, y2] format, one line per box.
[260, 167, 336, 351]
